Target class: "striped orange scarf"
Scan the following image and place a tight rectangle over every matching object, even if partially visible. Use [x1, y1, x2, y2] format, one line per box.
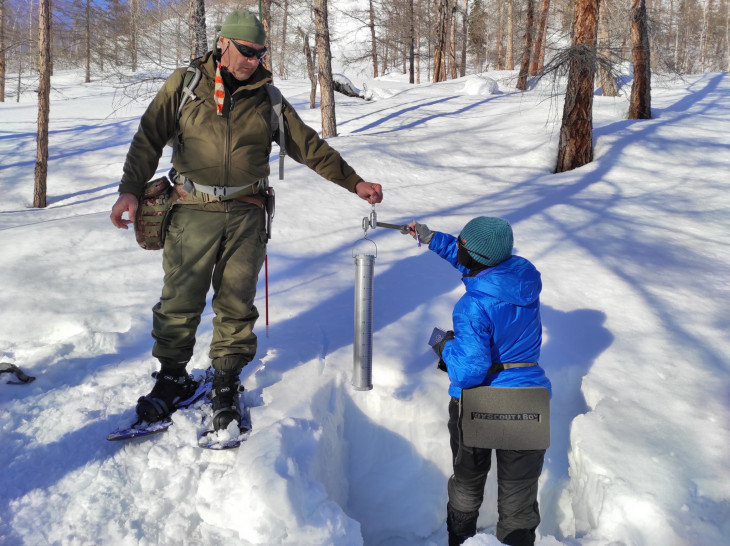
[214, 62, 225, 116]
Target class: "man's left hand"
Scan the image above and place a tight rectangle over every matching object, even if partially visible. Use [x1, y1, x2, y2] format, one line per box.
[355, 181, 383, 204]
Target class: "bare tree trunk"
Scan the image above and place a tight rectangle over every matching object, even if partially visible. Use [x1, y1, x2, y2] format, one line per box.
[176, 17, 182, 66]
[369, 0, 378, 77]
[727, 0, 730, 72]
[674, 0, 681, 70]
[460, 0, 468, 77]
[628, 0, 651, 118]
[314, 0, 337, 137]
[0, 0, 6, 101]
[299, 27, 317, 108]
[130, 0, 138, 71]
[530, 0, 550, 75]
[85, 0, 91, 83]
[598, 0, 618, 96]
[666, 0, 675, 54]
[426, 0, 432, 80]
[496, 2, 504, 70]
[506, 0, 514, 69]
[699, 0, 712, 70]
[35, 0, 51, 208]
[416, 0, 422, 83]
[555, 0, 599, 173]
[261, 0, 273, 73]
[279, 0, 289, 78]
[516, 0, 535, 90]
[188, 0, 207, 60]
[449, 2, 457, 79]
[28, 0, 35, 71]
[401, 40, 408, 74]
[409, 0, 415, 83]
[434, 0, 449, 81]
[112, 2, 119, 68]
[157, 0, 162, 65]
[16, 55, 21, 102]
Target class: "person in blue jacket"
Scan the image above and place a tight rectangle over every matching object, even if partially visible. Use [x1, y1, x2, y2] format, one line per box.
[409, 216, 551, 546]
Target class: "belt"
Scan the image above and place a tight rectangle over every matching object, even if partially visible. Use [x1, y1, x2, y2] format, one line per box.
[235, 195, 264, 208]
[173, 170, 268, 201]
[488, 362, 538, 375]
[171, 176, 264, 209]
[501, 362, 538, 369]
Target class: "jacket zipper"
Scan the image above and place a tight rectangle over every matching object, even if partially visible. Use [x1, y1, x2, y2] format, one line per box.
[225, 94, 233, 191]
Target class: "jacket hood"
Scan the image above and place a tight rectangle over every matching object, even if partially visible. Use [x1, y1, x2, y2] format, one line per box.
[463, 255, 541, 306]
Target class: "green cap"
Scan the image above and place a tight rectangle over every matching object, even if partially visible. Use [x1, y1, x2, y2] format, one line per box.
[217, 11, 266, 45]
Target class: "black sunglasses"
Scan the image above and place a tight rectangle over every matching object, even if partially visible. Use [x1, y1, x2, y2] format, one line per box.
[229, 40, 267, 60]
[457, 236, 492, 262]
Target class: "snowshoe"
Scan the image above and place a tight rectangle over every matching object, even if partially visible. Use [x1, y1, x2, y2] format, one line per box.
[107, 367, 213, 442]
[0, 362, 36, 384]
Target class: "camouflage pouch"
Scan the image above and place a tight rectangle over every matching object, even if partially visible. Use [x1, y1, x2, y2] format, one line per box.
[134, 177, 182, 250]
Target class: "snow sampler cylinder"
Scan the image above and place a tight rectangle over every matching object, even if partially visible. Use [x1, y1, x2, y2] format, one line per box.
[352, 240, 376, 391]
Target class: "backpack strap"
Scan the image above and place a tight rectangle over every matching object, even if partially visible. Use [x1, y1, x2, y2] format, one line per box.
[265, 83, 286, 180]
[178, 65, 202, 120]
[172, 64, 202, 152]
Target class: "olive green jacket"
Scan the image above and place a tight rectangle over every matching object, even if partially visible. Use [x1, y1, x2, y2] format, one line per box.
[119, 52, 363, 199]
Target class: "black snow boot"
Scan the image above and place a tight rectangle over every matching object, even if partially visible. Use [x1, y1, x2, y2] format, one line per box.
[502, 528, 536, 546]
[136, 367, 197, 423]
[211, 370, 243, 432]
[447, 503, 479, 546]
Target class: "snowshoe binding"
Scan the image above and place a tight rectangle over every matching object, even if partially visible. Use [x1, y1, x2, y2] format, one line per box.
[198, 370, 251, 450]
[135, 368, 199, 423]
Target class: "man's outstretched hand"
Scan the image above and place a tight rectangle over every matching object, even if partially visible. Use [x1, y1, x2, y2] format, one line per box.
[355, 181, 384, 204]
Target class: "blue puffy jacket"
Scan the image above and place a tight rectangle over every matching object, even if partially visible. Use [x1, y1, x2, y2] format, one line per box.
[429, 232, 552, 399]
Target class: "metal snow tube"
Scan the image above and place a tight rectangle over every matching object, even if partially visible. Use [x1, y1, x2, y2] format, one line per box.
[353, 253, 375, 390]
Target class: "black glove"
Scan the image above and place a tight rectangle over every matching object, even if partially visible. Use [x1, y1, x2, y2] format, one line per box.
[432, 330, 454, 372]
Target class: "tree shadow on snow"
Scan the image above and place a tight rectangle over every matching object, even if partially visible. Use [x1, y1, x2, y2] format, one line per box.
[0, 118, 138, 173]
[0, 414, 128, 538]
[245, 238, 462, 394]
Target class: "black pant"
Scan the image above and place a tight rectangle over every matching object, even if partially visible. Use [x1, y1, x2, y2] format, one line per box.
[447, 397, 544, 545]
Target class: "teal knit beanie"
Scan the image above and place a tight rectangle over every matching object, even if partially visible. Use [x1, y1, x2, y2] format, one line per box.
[217, 11, 266, 45]
[459, 217, 513, 267]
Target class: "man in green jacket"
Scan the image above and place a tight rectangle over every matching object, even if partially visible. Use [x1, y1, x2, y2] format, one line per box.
[110, 11, 383, 433]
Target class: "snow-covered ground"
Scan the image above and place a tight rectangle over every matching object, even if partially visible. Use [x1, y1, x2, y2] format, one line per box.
[1, 57, 729, 545]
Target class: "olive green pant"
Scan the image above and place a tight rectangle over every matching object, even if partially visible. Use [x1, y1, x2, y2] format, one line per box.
[151, 203, 267, 371]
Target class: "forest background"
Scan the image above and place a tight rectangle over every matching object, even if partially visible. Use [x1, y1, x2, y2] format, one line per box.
[2, 0, 729, 207]
[1, 0, 728, 104]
